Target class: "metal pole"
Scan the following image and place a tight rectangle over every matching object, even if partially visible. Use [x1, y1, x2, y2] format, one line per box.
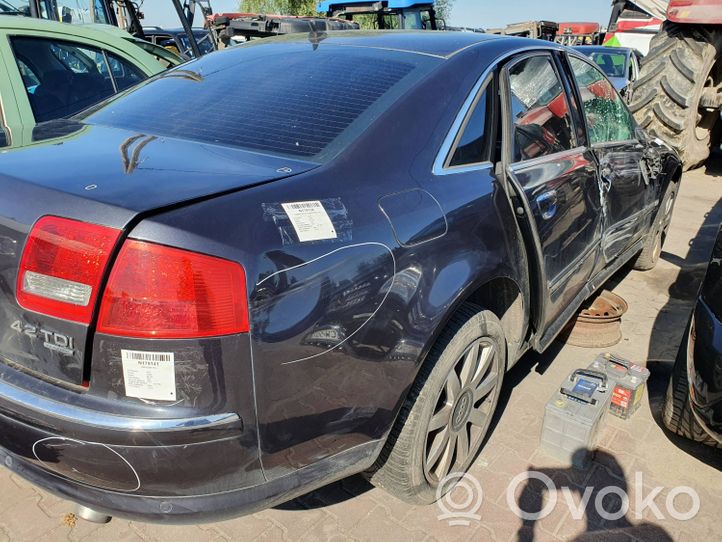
[172, 0, 203, 58]
[118, 0, 145, 38]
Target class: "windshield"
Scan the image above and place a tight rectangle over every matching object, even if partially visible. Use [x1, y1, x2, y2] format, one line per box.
[588, 51, 627, 79]
[401, 9, 433, 29]
[178, 33, 216, 56]
[84, 41, 438, 162]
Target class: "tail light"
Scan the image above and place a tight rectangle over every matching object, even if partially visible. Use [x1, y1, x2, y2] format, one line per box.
[17, 217, 121, 323]
[97, 240, 249, 338]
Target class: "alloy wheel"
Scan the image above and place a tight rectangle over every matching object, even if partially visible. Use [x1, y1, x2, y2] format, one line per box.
[423, 338, 499, 484]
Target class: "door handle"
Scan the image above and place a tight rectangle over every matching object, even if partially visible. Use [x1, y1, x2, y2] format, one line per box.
[536, 190, 558, 220]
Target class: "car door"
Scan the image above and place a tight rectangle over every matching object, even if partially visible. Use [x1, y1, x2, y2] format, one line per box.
[502, 52, 603, 340]
[0, 28, 25, 146]
[6, 34, 146, 128]
[567, 54, 649, 265]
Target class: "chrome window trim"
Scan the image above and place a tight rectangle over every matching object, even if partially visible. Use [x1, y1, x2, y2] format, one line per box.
[433, 44, 567, 177]
[510, 146, 589, 172]
[0, 378, 240, 433]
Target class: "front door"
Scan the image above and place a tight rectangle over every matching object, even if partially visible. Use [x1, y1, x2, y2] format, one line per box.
[567, 54, 650, 264]
[503, 53, 603, 330]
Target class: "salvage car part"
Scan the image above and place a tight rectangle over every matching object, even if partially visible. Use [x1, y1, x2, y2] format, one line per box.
[561, 291, 629, 348]
[0, 32, 682, 522]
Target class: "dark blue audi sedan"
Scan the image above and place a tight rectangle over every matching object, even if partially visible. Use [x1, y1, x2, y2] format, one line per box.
[0, 31, 680, 522]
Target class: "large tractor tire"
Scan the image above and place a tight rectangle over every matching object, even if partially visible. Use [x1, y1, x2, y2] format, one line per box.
[631, 22, 722, 171]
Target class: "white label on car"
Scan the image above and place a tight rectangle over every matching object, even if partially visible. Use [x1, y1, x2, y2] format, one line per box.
[121, 349, 176, 401]
[281, 200, 337, 242]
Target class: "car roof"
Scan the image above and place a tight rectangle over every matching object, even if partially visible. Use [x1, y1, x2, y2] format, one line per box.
[0, 14, 136, 43]
[260, 30, 548, 59]
[573, 45, 631, 55]
[0, 16, 165, 74]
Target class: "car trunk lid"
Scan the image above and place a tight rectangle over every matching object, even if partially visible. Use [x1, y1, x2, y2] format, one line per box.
[0, 122, 317, 386]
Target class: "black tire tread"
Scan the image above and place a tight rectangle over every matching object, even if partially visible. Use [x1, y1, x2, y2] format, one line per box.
[632, 182, 677, 271]
[663, 323, 721, 448]
[367, 304, 504, 504]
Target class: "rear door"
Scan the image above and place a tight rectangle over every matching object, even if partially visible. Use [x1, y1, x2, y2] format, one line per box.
[566, 54, 649, 265]
[502, 52, 603, 336]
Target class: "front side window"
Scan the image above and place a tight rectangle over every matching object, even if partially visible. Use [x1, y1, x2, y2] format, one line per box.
[52, 0, 96, 23]
[177, 33, 216, 57]
[508, 55, 575, 162]
[11, 37, 143, 123]
[569, 56, 635, 145]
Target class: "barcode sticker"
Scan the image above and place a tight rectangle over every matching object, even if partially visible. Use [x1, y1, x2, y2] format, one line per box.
[121, 349, 176, 401]
[281, 200, 337, 242]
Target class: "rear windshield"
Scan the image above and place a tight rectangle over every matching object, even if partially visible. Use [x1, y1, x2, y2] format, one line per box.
[84, 40, 438, 161]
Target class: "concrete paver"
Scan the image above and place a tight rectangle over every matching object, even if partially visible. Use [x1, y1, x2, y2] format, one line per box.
[0, 163, 720, 541]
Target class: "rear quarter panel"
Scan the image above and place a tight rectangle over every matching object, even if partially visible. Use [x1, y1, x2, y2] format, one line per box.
[128, 41, 531, 479]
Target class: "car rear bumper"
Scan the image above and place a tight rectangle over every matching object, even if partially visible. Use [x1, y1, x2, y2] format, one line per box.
[0, 437, 378, 524]
[0, 376, 379, 522]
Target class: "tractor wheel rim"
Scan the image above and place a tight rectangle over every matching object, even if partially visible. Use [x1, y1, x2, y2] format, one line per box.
[423, 339, 498, 484]
[696, 67, 722, 141]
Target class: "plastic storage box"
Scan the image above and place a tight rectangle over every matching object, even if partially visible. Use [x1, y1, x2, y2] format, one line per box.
[540, 369, 611, 469]
[587, 353, 650, 419]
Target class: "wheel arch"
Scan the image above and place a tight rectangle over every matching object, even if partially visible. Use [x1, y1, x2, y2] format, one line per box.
[462, 276, 528, 367]
[416, 274, 530, 378]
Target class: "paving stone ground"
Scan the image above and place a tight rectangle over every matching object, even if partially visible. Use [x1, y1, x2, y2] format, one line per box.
[1, 162, 721, 541]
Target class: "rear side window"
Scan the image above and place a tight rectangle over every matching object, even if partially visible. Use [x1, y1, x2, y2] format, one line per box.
[10, 37, 145, 123]
[568, 56, 635, 145]
[85, 42, 438, 161]
[508, 55, 575, 162]
[447, 83, 490, 168]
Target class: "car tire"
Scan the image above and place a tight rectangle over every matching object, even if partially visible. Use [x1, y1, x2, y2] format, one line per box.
[367, 304, 506, 504]
[632, 181, 677, 271]
[663, 316, 721, 448]
[630, 21, 722, 171]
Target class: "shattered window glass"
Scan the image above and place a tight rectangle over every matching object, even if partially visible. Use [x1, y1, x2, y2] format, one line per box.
[508, 55, 575, 162]
[569, 56, 635, 145]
